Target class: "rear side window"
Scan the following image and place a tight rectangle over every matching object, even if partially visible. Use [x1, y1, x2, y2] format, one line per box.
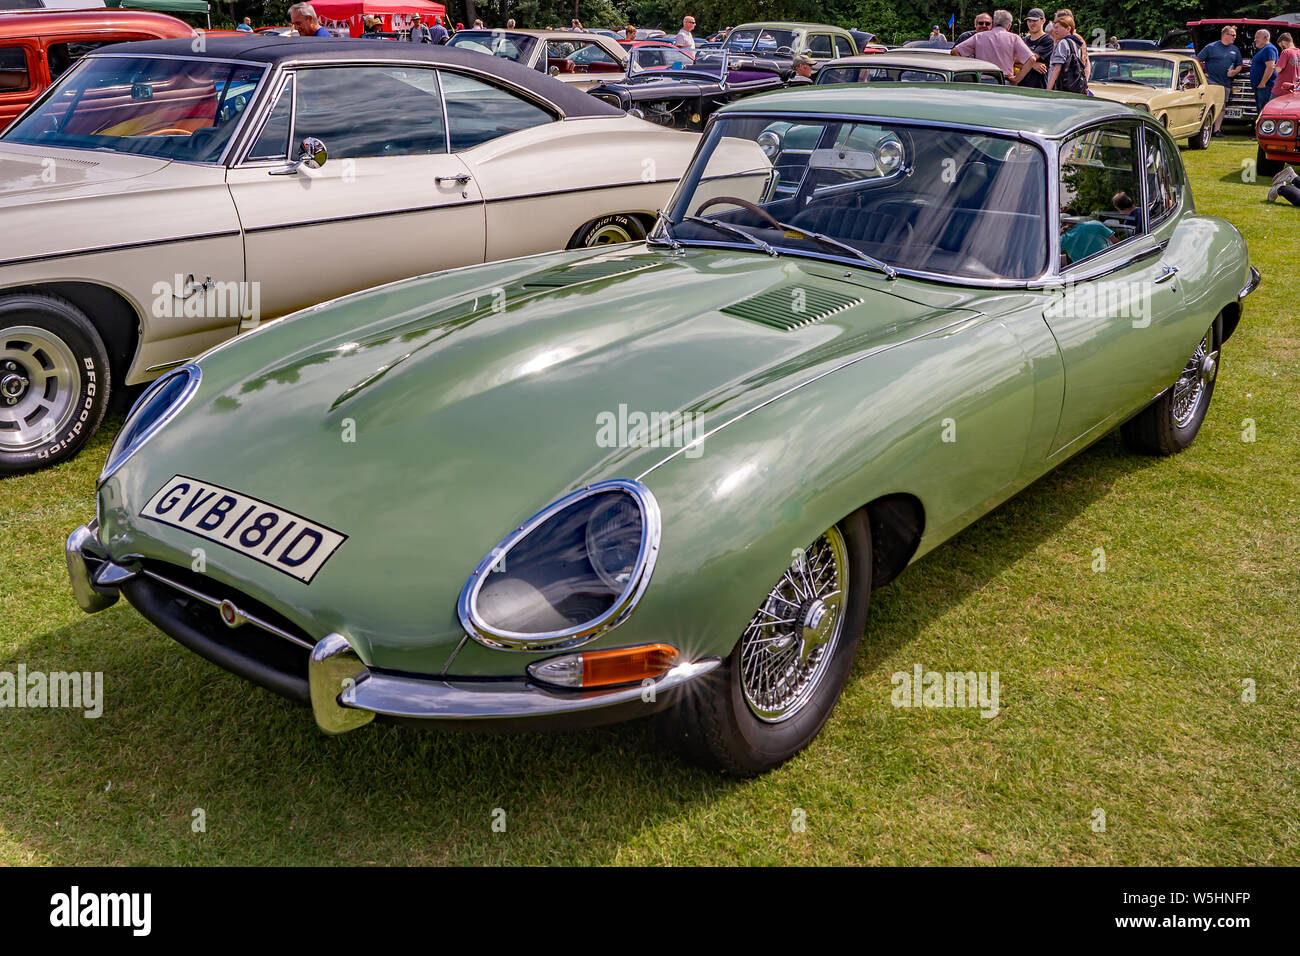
[1144, 129, 1179, 224]
[833, 36, 854, 58]
[806, 34, 833, 58]
[442, 72, 554, 150]
[47, 41, 116, 82]
[1058, 123, 1142, 265]
[0, 46, 30, 93]
[293, 65, 447, 159]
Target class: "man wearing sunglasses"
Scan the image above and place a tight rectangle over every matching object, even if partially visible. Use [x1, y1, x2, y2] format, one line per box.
[956, 13, 993, 44]
[1198, 25, 1244, 137]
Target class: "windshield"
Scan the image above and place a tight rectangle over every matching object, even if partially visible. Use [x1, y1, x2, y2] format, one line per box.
[661, 115, 1048, 281]
[818, 66, 948, 84]
[1089, 56, 1174, 88]
[724, 29, 796, 55]
[629, 46, 733, 79]
[447, 30, 539, 64]
[3, 55, 265, 163]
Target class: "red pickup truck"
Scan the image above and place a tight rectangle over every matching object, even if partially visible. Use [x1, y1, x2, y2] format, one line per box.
[0, 9, 193, 130]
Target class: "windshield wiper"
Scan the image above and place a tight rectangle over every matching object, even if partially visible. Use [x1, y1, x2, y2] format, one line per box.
[682, 215, 779, 255]
[773, 222, 897, 279]
[647, 211, 682, 250]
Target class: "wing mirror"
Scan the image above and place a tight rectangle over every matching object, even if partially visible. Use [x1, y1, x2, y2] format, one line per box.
[269, 136, 328, 176]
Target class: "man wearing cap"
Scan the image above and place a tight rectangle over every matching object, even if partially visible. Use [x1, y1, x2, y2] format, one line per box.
[1018, 9, 1053, 88]
[953, 9, 1037, 84]
[791, 53, 815, 82]
[930, 26, 944, 40]
[408, 13, 431, 42]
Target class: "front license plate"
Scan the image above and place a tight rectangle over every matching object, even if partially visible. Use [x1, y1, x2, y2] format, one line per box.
[141, 475, 346, 583]
[1224, 107, 1243, 118]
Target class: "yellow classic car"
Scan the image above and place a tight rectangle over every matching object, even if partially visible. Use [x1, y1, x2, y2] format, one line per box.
[1088, 51, 1224, 149]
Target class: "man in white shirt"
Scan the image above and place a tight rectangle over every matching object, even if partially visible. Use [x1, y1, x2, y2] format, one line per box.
[675, 16, 696, 50]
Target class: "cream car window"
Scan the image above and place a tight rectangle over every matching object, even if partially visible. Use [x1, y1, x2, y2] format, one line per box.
[292, 65, 447, 159]
[441, 72, 555, 151]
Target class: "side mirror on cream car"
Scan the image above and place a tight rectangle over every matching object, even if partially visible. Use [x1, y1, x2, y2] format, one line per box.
[269, 136, 328, 176]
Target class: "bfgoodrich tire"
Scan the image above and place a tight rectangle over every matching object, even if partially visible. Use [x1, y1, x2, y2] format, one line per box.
[570, 214, 647, 248]
[0, 294, 111, 475]
[1120, 317, 1221, 456]
[657, 510, 872, 776]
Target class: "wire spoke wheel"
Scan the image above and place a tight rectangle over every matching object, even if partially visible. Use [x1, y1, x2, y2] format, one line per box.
[740, 526, 849, 722]
[0, 325, 80, 453]
[1170, 331, 1216, 429]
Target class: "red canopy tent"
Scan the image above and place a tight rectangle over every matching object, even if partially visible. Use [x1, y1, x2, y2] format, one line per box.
[309, 0, 447, 38]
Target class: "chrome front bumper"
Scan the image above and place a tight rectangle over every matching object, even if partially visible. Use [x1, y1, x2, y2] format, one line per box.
[66, 522, 721, 734]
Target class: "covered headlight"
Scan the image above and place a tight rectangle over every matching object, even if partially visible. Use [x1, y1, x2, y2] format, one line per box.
[1279, 119, 1295, 136]
[1260, 118, 1276, 135]
[98, 364, 200, 483]
[877, 139, 904, 171]
[458, 479, 661, 651]
[757, 129, 781, 158]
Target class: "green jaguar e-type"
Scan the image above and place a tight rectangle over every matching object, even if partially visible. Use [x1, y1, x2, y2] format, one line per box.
[67, 86, 1258, 775]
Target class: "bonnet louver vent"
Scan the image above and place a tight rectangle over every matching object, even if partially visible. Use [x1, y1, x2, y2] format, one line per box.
[522, 260, 658, 288]
[721, 285, 864, 331]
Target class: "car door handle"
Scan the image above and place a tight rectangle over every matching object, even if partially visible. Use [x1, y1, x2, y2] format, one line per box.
[436, 173, 472, 185]
[1154, 264, 1179, 284]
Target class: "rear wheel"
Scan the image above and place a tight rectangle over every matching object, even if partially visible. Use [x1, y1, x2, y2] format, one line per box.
[1189, 110, 1213, 149]
[658, 510, 872, 775]
[1120, 317, 1221, 456]
[0, 294, 111, 475]
[570, 214, 647, 248]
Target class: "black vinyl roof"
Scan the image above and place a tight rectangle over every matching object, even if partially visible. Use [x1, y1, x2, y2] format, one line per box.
[91, 37, 623, 118]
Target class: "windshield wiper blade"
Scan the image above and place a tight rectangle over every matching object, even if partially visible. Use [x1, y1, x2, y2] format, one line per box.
[774, 222, 897, 278]
[683, 215, 779, 256]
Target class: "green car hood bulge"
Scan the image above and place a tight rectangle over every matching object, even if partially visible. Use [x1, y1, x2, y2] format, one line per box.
[98, 245, 980, 674]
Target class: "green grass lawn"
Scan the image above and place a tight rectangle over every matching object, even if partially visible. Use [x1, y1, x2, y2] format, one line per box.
[1, 131, 1296, 865]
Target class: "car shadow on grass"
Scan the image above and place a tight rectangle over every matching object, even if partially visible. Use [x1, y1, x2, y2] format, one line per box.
[1, 435, 1157, 865]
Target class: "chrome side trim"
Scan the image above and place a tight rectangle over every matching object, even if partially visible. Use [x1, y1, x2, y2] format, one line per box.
[458, 479, 662, 652]
[1239, 265, 1261, 299]
[141, 568, 315, 651]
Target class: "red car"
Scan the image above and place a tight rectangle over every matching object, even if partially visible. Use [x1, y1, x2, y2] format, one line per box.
[0, 9, 193, 130]
[1256, 91, 1300, 175]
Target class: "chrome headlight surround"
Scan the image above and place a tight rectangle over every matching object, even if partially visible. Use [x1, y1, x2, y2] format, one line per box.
[458, 479, 662, 652]
[1260, 118, 1276, 135]
[1278, 119, 1295, 137]
[98, 364, 201, 484]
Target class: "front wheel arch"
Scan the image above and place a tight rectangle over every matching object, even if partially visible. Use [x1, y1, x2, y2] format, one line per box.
[566, 212, 653, 249]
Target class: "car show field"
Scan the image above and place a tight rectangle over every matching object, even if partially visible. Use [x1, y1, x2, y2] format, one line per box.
[0, 124, 1294, 865]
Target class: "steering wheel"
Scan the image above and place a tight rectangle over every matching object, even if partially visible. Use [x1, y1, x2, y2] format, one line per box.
[693, 195, 783, 229]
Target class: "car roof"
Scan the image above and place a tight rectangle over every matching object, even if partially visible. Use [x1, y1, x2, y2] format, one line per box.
[1091, 50, 1192, 64]
[824, 52, 1002, 71]
[718, 84, 1146, 137]
[86, 36, 623, 118]
[729, 22, 853, 33]
[0, 8, 193, 38]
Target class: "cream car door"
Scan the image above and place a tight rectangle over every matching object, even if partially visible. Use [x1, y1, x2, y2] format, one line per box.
[1174, 60, 1202, 134]
[226, 65, 486, 321]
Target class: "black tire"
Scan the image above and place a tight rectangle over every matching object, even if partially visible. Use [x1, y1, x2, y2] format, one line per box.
[1120, 316, 1221, 456]
[570, 214, 647, 248]
[0, 293, 111, 476]
[657, 510, 873, 776]
[1189, 110, 1213, 149]
[1256, 144, 1284, 177]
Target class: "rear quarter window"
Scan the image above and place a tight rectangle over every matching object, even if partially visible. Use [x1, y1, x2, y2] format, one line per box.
[0, 46, 31, 93]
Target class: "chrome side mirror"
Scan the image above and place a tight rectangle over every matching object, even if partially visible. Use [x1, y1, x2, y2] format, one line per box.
[269, 136, 328, 176]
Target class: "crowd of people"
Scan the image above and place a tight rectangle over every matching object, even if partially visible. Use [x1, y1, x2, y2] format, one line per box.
[946, 9, 1088, 93]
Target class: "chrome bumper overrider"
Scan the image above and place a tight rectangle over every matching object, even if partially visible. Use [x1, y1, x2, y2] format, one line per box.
[66, 522, 721, 734]
[1239, 266, 1261, 300]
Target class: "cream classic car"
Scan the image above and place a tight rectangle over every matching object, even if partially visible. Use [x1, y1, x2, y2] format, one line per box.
[0, 36, 704, 473]
[1088, 51, 1225, 149]
[446, 29, 628, 92]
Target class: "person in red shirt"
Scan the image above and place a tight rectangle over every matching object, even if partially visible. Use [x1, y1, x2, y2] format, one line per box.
[1273, 33, 1300, 98]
